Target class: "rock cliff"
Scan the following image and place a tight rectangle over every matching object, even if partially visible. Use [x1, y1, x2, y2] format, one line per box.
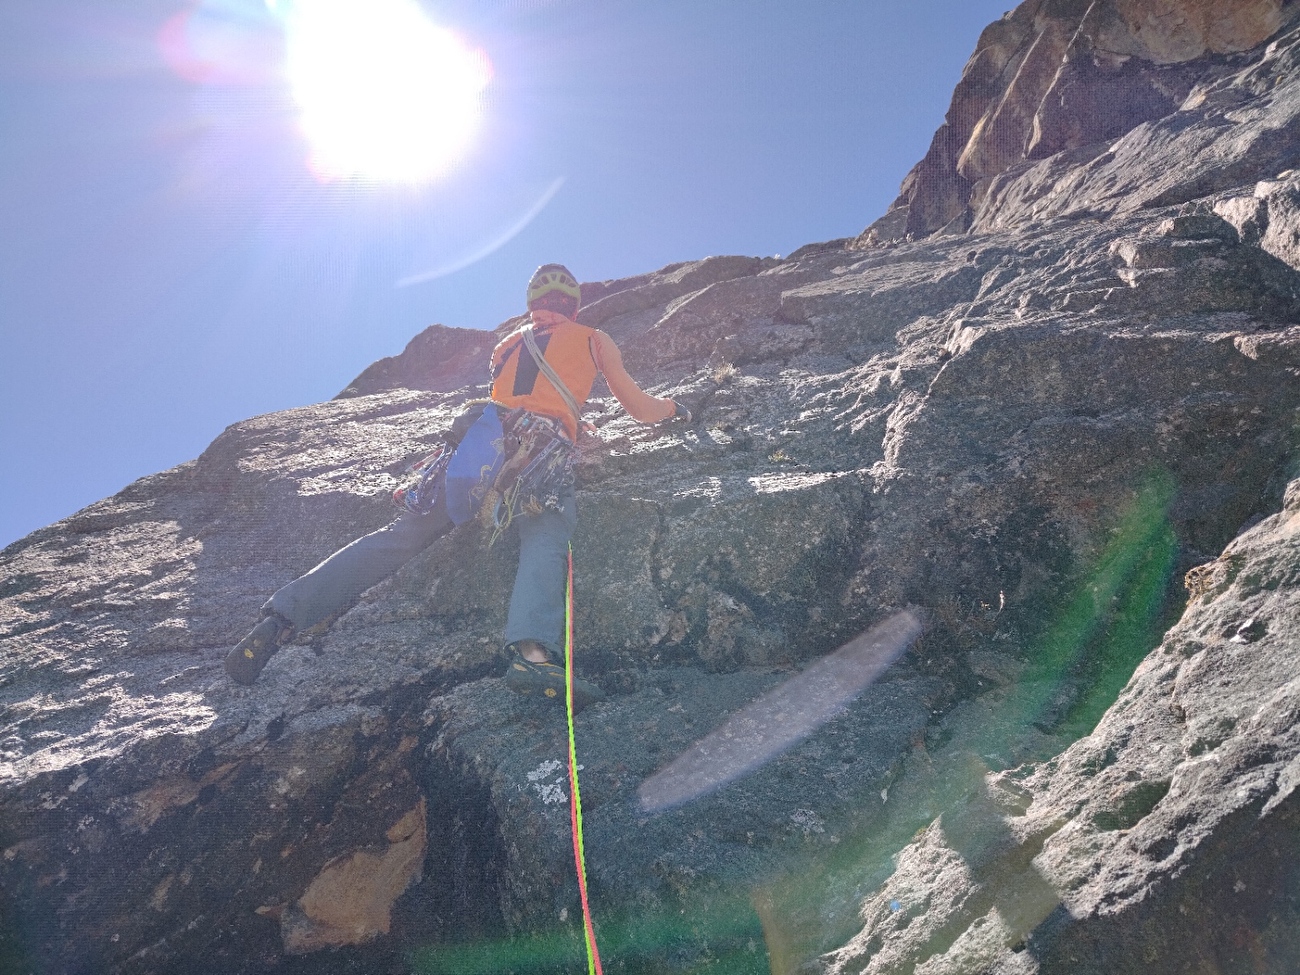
[3, 1, 1300, 973]
[867, 0, 1300, 241]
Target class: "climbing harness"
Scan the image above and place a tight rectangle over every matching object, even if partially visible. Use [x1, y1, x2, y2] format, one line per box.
[485, 409, 576, 546]
[484, 324, 584, 545]
[564, 544, 603, 975]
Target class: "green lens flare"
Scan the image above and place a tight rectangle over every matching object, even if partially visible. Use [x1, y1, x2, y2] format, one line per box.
[752, 470, 1182, 963]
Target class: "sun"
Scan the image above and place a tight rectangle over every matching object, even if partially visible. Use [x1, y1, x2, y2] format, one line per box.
[276, 0, 491, 183]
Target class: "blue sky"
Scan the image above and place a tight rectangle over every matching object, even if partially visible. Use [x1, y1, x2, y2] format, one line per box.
[0, 0, 1011, 549]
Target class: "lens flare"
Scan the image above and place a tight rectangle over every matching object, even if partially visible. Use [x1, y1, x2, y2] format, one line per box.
[637, 610, 925, 814]
[279, 0, 490, 182]
[159, 3, 281, 86]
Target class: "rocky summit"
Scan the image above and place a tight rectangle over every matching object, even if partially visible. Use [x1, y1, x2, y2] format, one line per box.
[4, 1, 1300, 973]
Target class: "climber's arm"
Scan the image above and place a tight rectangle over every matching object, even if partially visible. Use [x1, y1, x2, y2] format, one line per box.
[590, 330, 686, 424]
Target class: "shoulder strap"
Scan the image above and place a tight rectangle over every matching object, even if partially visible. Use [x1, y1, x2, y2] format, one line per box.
[522, 325, 583, 431]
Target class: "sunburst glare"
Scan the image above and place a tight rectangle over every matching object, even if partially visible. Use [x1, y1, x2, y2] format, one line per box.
[275, 0, 491, 183]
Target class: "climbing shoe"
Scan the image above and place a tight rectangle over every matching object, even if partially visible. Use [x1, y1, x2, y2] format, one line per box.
[224, 613, 294, 686]
[505, 652, 605, 712]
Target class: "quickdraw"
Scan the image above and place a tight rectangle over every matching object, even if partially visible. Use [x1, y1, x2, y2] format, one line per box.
[391, 445, 450, 516]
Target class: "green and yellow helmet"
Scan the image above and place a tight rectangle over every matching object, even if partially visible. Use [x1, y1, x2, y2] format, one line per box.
[526, 263, 582, 312]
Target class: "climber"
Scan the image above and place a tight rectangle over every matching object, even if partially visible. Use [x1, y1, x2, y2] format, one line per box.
[223, 264, 691, 706]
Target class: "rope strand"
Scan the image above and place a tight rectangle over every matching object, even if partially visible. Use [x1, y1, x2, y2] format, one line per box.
[565, 544, 603, 975]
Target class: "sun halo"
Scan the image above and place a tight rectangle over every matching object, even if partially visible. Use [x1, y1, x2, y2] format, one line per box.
[279, 0, 491, 184]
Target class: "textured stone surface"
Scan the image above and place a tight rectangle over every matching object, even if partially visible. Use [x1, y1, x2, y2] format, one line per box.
[339, 325, 497, 399]
[281, 800, 427, 954]
[865, 0, 1300, 240]
[4, 3, 1300, 974]
[812, 475, 1300, 975]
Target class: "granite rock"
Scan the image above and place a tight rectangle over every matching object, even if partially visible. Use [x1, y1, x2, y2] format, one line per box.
[4, 3, 1300, 974]
[865, 0, 1300, 240]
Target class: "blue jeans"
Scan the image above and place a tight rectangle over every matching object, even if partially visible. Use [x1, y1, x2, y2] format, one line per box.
[503, 486, 577, 658]
[265, 485, 577, 657]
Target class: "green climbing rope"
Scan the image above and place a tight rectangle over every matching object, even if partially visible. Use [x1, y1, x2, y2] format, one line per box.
[565, 544, 603, 975]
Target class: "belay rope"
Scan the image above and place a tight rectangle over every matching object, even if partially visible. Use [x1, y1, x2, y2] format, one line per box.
[564, 543, 603, 975]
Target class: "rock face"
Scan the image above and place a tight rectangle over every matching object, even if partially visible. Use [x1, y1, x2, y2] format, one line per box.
[3, 4, 1300, 975]
[866, 0, 1300, 242]
[812, 479, 1300, 975]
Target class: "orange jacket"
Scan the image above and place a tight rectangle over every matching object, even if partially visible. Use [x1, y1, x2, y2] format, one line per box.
[490, 309, 677, 441]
